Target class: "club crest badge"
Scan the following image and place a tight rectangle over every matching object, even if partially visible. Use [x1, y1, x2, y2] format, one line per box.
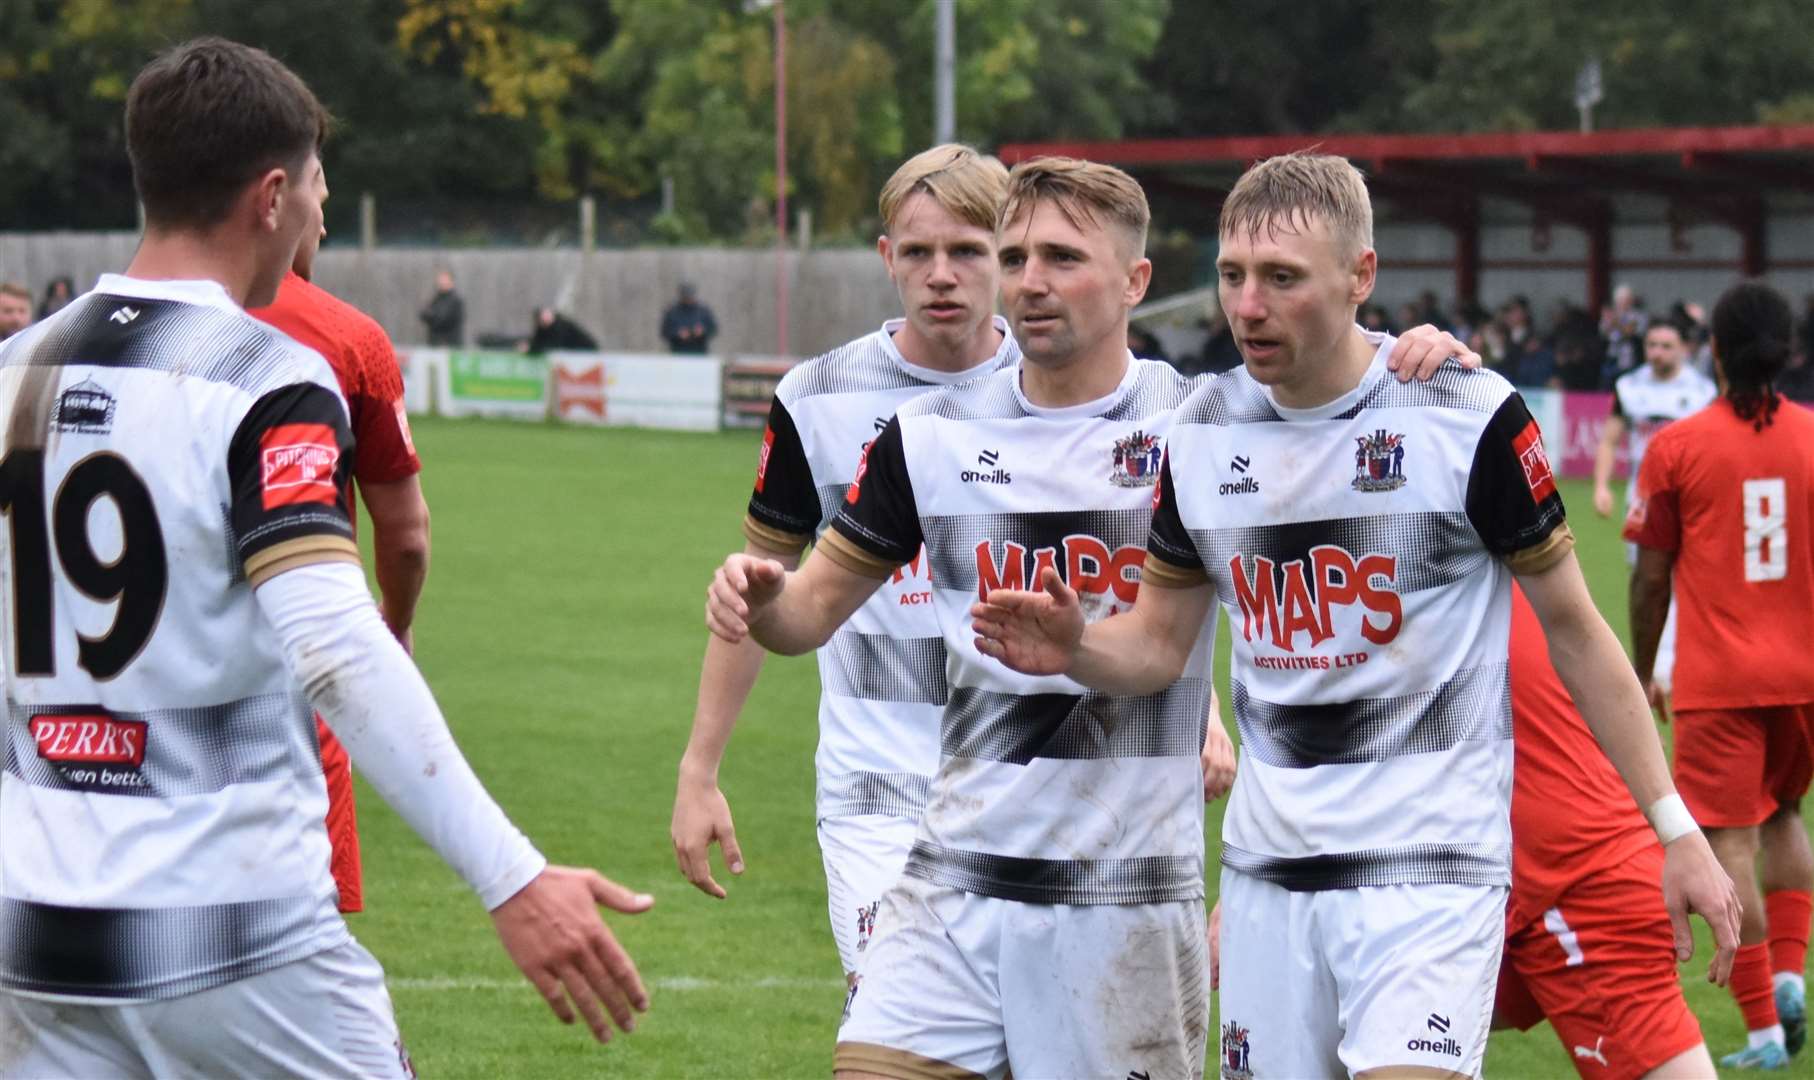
[1352, 428, 1407, 493]
[1111, 430, 1163, 488]
[1221, 1020, 1253, 1080]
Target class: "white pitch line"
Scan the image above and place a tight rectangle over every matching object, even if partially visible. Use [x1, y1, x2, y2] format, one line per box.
[391, 975, 842, 993]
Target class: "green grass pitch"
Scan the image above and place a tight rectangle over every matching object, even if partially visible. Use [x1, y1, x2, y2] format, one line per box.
[349, 417, 1813, 1078]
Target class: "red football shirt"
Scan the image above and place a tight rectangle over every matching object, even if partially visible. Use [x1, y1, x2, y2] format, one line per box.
[250, 272, 421, 534]
[249, 272, 420, 914]
[1506, 584, 1657, 928]
[1624, 398, 1814, 710]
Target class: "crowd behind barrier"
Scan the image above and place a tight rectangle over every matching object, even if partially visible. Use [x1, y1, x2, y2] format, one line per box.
[395, 346, 1645, 481]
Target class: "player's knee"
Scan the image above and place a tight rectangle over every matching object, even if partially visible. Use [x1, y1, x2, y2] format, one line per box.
[1639, 1041, 1715, 1079]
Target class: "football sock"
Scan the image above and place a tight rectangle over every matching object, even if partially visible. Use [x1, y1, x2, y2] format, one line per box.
[1777, 971, 1806, 995]
[1748, 1024, 1785, 1050]
[1766, 889, 1811, 979]
[1733, 943, 1781, 1033]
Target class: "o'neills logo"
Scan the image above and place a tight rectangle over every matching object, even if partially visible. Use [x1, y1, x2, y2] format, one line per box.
[32, 714, 147, 767]
[1406, 1036, 1462, 1057]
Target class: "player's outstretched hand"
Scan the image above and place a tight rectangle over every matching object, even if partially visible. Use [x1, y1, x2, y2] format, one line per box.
[970, 567, 1085, 676]
[1202, 718, 1236, 801]
[705, 553, 786, 644]
[671, 769, 744, 899]
[1660, 831, 1742, 985]
[491, 865, 654, 1043]
[1591, 484, 1616, 518]
[1387, 323, 1481, 382]
[1207, 901, 1222, 991]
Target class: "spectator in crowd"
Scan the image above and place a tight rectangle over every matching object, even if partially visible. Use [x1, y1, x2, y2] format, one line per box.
[1194, 308, 1244, 375]
[1470, 319, 1510, 377]
[419, 269, 465, 347]
[0, 282, 31, 340]
[524, 305, 598, 353]
[1415, 288, 1452, 332]
[659, 282, 717, 355]
[1127, 325, 1169, 365]
[37, 275, 73, 320]
[1600, 282, 1648, 381]
[1358, 303, 1389, 334]
[1393, 300, 1421, 335]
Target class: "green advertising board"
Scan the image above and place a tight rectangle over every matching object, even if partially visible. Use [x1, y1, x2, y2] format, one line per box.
[441, 351, 550, 418]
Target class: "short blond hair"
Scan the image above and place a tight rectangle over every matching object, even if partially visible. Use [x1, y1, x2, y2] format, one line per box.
[1221, 151, 1373, 262]
[999, 156, 1149, 256]
[0, 282, 28, 303]
[878, 144, 1009, 234]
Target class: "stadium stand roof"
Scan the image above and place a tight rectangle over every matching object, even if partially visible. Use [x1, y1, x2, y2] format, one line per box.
[999, 125, 1814, 310]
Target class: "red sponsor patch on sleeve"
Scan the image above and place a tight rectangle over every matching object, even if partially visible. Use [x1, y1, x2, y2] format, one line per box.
[393, 398, 417, 458]
[755, 425, 776, 493]
[260, 423, 341, 510]
[1511, 420, 1557, 504]
[846, 439, 873, 505]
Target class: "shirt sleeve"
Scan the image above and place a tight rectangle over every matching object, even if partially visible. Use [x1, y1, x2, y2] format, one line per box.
[228, 382, 360, 587]
[1464, 393, 1575, 574]
[347, 322, 421, 485]
[1622, 433, 1682, 552]
[1142, 450, 1210, 588]
[743, 396, 820, 554]
[820, 417, 921, 579]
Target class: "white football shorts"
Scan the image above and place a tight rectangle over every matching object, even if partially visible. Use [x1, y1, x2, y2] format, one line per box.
[836, 874, 1210, 1080]
[0, 939, 412, 1079]
[1216, 867, 1505, 1079]
[819, 813, 919, 977]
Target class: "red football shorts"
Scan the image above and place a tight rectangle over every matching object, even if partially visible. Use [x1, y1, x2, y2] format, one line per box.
[1672, 703, 1814, 829]
[317, 715, 364, 913]
[1497, 844, 1701, 1079]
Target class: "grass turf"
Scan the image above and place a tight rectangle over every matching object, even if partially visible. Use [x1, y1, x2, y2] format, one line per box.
[348, 416, 1812, 1078]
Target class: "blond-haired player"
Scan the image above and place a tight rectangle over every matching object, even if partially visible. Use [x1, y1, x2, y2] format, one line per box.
[971, 151, 1741, 1079]
[706, 156, 1475, 1079]
[672, 145, 1030, 993]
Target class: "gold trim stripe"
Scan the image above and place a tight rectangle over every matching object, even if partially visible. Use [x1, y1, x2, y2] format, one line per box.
[1505, 522, 1575, 575]
[245, 536, 362, 588]
[833, 1042, 985, 1080]
[742, 514, 811, 556]
[1141, 552, 1210, 590]
[815, 529, 899, 580]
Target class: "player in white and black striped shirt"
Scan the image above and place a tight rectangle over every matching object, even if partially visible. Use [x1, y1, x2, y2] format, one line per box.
[707, 156, 1475, 1080]
[972, 151, 1740, 1080]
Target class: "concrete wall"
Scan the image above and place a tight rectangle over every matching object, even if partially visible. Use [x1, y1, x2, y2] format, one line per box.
[0, 236, 902, 359]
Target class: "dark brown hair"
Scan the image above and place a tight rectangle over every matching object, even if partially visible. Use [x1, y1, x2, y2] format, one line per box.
[126, 37, 330, 230]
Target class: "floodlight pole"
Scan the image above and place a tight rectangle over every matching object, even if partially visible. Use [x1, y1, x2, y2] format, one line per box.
[774, 0, 789, 356]
[934, 0, 955, 144]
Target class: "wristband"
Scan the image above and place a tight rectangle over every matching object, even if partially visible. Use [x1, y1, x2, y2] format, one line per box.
[1645, 792, 1700, 845]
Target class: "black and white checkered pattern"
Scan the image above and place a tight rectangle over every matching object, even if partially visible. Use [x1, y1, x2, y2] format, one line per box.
[904, 840, 1202, 906]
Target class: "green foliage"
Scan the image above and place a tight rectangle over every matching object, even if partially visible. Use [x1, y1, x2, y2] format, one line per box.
[7, 1, 1814, 237]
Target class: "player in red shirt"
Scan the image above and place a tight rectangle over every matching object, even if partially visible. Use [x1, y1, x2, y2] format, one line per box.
[1495, 584, 1712, 1077]
[1626, 281, 1814, 1069]
[249, 209, 430, 915]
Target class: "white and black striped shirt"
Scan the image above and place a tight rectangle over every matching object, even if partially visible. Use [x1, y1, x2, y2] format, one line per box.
[1145, 331, 1572, 892]
[744, 318, 1018, 820]
[0, 276, 360, 1000]
[820, 356, 1212, 905]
